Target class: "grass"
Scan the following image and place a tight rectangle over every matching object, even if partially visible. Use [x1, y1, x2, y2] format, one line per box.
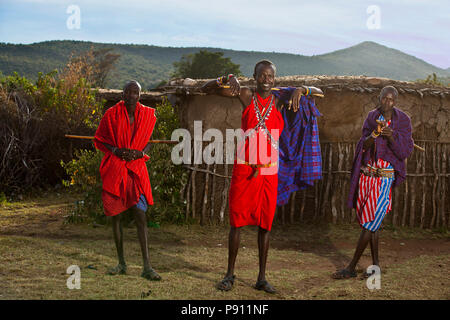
[0, 192, 449, 300]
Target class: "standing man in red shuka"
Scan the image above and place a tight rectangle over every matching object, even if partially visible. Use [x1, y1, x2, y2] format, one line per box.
[202, 60, 323, 293]
[94, 80, 161, 281]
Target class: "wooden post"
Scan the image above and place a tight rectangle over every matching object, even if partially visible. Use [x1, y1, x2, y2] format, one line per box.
[435, 143, 442, 228]
[201, 164, 211, 225]
[210, 164, 217, 223]
[402, 160, 408, 227]
[321, 143, 333, 219]
[219, 164, 229, 224]
[431, 143, 438, 228]
[289, 191, 297, 224]
[314, 181, 319, 221]
[409, 172, 416, 228]
[185, 171, 192, 222]
[440, 144, 447, 228]
[300, 190, 306, 222]
[335, 143, 344, 224]
[420, 143, 427, 229]
[191, 165, 197, 219]
[393, 185, 399, 227]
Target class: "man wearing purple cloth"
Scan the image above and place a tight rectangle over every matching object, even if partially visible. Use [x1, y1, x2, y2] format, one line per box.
[332, 86, 414, 279]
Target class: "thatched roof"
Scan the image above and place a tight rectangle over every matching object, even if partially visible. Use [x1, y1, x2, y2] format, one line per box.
[96, 75, 450, 102]
[163, 75, 450, 98]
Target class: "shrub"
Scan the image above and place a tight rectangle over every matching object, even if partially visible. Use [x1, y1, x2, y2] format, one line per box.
[61, 149, 104, 224]
[0, 67, 104, 195]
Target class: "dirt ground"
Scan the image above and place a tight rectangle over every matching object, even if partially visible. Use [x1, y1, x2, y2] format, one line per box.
[0, 193, 449, 300]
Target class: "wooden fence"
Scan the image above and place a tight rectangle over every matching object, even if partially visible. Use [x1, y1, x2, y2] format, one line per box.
[182, 140, 449, 229]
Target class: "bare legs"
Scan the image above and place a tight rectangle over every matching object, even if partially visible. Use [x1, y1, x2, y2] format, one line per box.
[257, 227, 270, 282]
[346, 228, 372, 272]
[112, 213, 125, 267]
[370, 230, 380, 267]
[219, 226, 274, 293]
[224, 226, 241, 278]
[333, 228, 380, 278]
[109, 206, 160, 280]
[133, 208, 151, 270]
[346, 229, 380, 272]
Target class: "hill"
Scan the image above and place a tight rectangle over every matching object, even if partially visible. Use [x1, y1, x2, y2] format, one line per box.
[0, 40, 448, 89]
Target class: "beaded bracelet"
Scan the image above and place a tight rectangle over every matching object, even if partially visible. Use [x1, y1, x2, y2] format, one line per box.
[216, 76, 225, 87]
[302, 86, 311, 96]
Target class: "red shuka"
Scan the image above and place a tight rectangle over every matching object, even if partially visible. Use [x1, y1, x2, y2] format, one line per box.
[228, 94, 284, 231]
[94, 101, 156, 216]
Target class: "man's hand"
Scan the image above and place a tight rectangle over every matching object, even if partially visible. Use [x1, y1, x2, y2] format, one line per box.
[375, 120, 386, 134]
[114, 148, 143, 161]
[228, 76, 240, 96]
[380, 126, 394, 142]
[289, 86, 324, 112]
[289, 88, 303, 112]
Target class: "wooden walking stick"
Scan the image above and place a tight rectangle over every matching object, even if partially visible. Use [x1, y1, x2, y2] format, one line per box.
[65, 134, 178, 144]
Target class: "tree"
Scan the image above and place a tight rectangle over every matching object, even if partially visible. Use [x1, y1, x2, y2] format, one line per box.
[172, 50, 241, 79]
[66, 47, 120, 88]
[416, 73, 446, 86]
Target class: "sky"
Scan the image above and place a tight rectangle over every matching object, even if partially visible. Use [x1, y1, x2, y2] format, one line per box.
[0, 0, 448, 69]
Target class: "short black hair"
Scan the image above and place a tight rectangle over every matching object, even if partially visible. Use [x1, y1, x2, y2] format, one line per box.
[253, 60, 277, 77]
[380, 85, 398, 100]
[123, 80, 142, 92]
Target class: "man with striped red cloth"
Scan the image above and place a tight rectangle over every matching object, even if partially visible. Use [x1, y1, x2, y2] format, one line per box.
[94, 80, 161, 281]
[333, 86, 414, 279]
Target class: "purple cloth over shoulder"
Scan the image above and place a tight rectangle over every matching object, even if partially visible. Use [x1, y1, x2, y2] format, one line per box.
[347, 107, 414, 209]
[272, 87, 323, 206]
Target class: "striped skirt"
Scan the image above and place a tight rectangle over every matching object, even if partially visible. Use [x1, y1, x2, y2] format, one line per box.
[356, 159, 394, 231]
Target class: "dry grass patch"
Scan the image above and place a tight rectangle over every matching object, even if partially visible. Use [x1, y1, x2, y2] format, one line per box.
[0, 193, 448, 300]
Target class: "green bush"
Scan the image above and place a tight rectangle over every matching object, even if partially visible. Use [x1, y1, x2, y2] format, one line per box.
[61, 149, 104, 224]
[0, 69, 104, 194]
[147, 98, 188, 224]
[61, 98, 188, 225]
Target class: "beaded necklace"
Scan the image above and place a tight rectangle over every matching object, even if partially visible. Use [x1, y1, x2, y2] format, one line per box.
[249, 93, 279, 151]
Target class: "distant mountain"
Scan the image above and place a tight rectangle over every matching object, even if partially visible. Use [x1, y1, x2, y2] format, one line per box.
[0, 40, 448, 89]
[317, 41, 449, 81]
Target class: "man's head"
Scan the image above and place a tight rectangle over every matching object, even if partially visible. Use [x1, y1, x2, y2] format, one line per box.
[123, 80, 141, 108]
[379, 86, 398, 113]
[253, 60, 276, 93]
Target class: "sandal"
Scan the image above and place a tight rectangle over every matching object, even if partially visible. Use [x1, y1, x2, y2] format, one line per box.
[255, 280, 276, 294]
[141, 268, 162, 281]
[217, 275, 235, 291]
[332, 269, 357, 279]
[107, 263, 127, 275]
[362, 266, 382, 279]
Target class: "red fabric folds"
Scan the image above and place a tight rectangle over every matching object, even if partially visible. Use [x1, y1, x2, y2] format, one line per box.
[229, 94, 284, 231]
[94, 101, 156, 216]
